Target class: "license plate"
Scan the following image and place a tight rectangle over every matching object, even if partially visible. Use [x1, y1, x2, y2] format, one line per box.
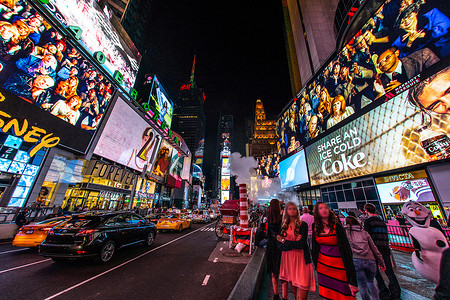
[25, 230, 34, 234]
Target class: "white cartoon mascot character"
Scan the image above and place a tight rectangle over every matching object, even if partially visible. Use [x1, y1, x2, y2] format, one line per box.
[401, 201, 448, 284]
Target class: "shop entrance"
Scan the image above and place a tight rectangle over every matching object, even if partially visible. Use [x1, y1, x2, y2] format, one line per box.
[63, 187, 130, 211]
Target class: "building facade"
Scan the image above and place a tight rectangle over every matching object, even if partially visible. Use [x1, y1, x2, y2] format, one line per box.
[213, 115, 233, 201]
[249, 100, 277, 157]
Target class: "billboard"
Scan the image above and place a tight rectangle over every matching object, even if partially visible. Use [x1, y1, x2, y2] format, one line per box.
[152, 140, 173, 179]
[256, 154, 280, 179]
[279, 149, 309, 189]
[375, 170, 436, 204]
[41, 0, 141, 93]
[169, 148, 184, 178]
[94, 96, 161, 172]
[305, 64, 450, 186]
[0, 0, 116, 153]
[277, 0, 449, 158]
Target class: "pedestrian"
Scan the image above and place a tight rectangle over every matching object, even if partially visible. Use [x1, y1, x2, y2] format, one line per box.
[266, 199, 283, 300]
[300, 205, 314, 249]
[364, 203, 401, 300]
[312, 202, 359, 299]
[277, 202, 315, 300]
[358, 205, 369, 224]
[14, 208, 29, 227]
[346, 216, 386, 300]
[434, 248, 450, 300]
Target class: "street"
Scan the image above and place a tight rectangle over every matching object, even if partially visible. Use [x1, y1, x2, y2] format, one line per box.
[0, 223, 244, 300]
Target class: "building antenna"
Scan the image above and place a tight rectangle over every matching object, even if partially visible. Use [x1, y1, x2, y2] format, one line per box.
[190, 54, 196, 85]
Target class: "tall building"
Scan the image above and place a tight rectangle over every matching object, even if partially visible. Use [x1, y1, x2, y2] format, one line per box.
[282, 0, 339, 95]
[214, 115, 233, 200]
[172, 56, 206, 155]
[249, 100, 277, 157]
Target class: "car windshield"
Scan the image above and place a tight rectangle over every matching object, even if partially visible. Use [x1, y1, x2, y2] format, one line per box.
[60, 216, 101, 229]
[165, 214, 180, 219]
[36, 217, 66, 225]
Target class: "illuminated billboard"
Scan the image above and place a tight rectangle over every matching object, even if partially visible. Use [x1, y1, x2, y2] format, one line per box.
[277, 0, 449, 158]
[305, 64, 450, 186]
[279, 149, 309, 189]
[169, 148, 184, 179]
[256, 154, 280, 179]
[141, 75, 173, 128]
[94, 96, 161, 172]
[152, 140, 173, 179]
[41, 0, 141, 93]
[0, 0, 115, 153]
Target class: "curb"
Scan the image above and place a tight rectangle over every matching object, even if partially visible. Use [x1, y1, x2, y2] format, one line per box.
[228, 247, 266, 300]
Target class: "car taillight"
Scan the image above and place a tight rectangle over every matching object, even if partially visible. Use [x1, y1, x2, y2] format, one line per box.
[47, 229, 54, 235]
[75, 229, 97, 236]
[39, 228, 52, 232]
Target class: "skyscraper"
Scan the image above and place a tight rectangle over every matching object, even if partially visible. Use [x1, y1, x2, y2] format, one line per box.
[214, 115, 233, 200]
[172, 56, 206, 155]
[249, 100, 277, 157]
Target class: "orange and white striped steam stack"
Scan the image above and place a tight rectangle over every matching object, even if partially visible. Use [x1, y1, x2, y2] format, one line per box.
[239, 184, 248, 228]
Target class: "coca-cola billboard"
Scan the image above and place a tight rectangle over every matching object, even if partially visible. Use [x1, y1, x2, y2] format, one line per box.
[305, 64, 450, 186]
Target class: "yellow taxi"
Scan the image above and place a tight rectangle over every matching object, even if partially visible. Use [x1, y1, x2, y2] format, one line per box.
[157, 214, 192, 232]
[12, 216, 70, 247]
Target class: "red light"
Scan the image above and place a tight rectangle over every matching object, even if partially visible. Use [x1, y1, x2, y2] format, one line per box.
[180, 84, 191, 90]
[76, 250, 87, 254]
[76, 229, 97, 236]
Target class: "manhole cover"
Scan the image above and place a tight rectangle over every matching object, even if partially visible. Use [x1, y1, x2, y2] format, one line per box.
[223, 252, 243, 257]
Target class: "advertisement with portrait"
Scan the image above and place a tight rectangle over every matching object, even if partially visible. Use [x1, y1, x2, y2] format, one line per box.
[141, 75, 174, 129]
[40, 0, 141, 93]
[0, 0, 116, 153]
[169, 148, 184, 179]
[256, 154, 280, 179]
[305, 64, 450, 186]
[277, 0, 449, 158]
[152, 140, 173, 179]
[222, 156, 230, 176]
[94, 96, 162, 173]
[279, 149, 309, 189]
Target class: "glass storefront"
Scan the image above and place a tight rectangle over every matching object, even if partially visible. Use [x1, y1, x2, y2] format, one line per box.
[131, 178, 156, 209]
[298, 189, 321, 206]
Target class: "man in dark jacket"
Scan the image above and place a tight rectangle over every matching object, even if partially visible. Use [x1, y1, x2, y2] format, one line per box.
[14, 208, 29, 227]
[364, 203, 401, 300]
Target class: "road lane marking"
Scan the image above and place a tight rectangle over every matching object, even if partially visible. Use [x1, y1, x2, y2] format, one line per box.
[213, 257, 218, 263]
[202, 275, 210, 286]
[0, 259, 51, 274]
[0, 248, 29, 255]
[44, 223, 214, 300]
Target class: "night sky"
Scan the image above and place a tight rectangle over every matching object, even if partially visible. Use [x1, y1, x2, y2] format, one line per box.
[140, 0, 292, 189]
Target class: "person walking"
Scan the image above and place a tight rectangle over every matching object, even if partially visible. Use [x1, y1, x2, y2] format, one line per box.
[300, 205, 314, 249]
[312, 202, 358, 300]
[277, 202, 315, 300]
[346, 216, 386, 300]
[364, 203, 401, 300]
[14, 208, 29, 227]
[266, 199, 283, 300]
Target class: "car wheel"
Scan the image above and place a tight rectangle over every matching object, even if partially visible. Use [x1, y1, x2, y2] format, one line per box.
[98, 241, 115, 263]
[178, 224, 183, 232]
[145, 231, 155, 247]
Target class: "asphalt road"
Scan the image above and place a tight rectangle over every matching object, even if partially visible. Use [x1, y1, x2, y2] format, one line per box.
[0, 222, 245, 300]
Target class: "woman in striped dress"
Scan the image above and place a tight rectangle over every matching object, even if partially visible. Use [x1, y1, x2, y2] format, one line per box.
[312, 203, 359, 300]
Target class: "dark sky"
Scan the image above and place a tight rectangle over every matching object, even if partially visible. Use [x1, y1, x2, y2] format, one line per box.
[140, 0, 292, 189]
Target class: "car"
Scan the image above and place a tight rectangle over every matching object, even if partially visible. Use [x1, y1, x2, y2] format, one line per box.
[192, 210, 211, 223]
[156, 214, 191, 232]
[145, 213, 165, 224]
[12, 217, 70, 247]
[39, 212, 157, 263]
[209, 210, 219, 220]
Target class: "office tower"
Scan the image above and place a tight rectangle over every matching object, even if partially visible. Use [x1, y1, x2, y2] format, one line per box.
[249, 100, 277, 157]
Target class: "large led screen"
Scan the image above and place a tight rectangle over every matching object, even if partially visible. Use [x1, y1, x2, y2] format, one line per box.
[169, 148, 184, 178]
[152, 140, 173, 179]
[256, 154, 280, 179]
[277, 0, 449, 158]
[279, 149, 309, 189]
[94, 96, 161, 172]
[306, 64, 450, 186]
[375, 170, 436, 204]
[41, 0, 141, 93]
[142, 75, 174, 128]
[0, 0, 115, 153]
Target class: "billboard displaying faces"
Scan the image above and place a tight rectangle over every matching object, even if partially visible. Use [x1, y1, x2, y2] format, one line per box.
[94, 96, 161, 172]
[152, 140, 173, 179]
[256, 154, 280, 179]
[0, 0, 115, 153]
[305, 64, 450, 186]
[41, 0, 141, 93]
[279, 149, 309, 189]
[169, 148, 184, 179]
[277, 0, 449, 158]
[142, 75, 174, 128]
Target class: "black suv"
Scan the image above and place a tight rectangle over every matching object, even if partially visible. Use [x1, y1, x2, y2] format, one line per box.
[39, 212, 157, 263]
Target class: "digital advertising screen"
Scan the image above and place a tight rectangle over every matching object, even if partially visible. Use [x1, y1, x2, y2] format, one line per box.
[169, 148, 184, 179]
[277, 0, 449, 158]
[221, 175, 230, 191]
[152, 140, 173, 179]
[256, 154, 280, 179]
[94, 96, 161, 172]
[306, 64, 450, 186]
[375, 170, 436, 204]
[279, 149, 309, 189]
[0, 0, 116, 153]
[192, 164, 202, 179]
[141, 75, 174, 128]
[181, 154, 191, 181]
[41, 0, 141, 93]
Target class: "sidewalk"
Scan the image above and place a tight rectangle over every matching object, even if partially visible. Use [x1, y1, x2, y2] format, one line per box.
[260, 250, 435, 300]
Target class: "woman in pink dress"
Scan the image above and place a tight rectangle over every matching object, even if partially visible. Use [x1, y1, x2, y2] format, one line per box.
[277, 202, 316, 300]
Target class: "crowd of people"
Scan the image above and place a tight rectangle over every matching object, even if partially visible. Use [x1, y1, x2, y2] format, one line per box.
[260, 200, 440, 300]
[0, 0, 114, 132]
[256, 154, 280, 179]
[277, 0, 450, 157]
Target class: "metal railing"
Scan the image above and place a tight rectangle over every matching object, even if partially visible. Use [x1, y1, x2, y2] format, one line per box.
[387, 224, 450, 250]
